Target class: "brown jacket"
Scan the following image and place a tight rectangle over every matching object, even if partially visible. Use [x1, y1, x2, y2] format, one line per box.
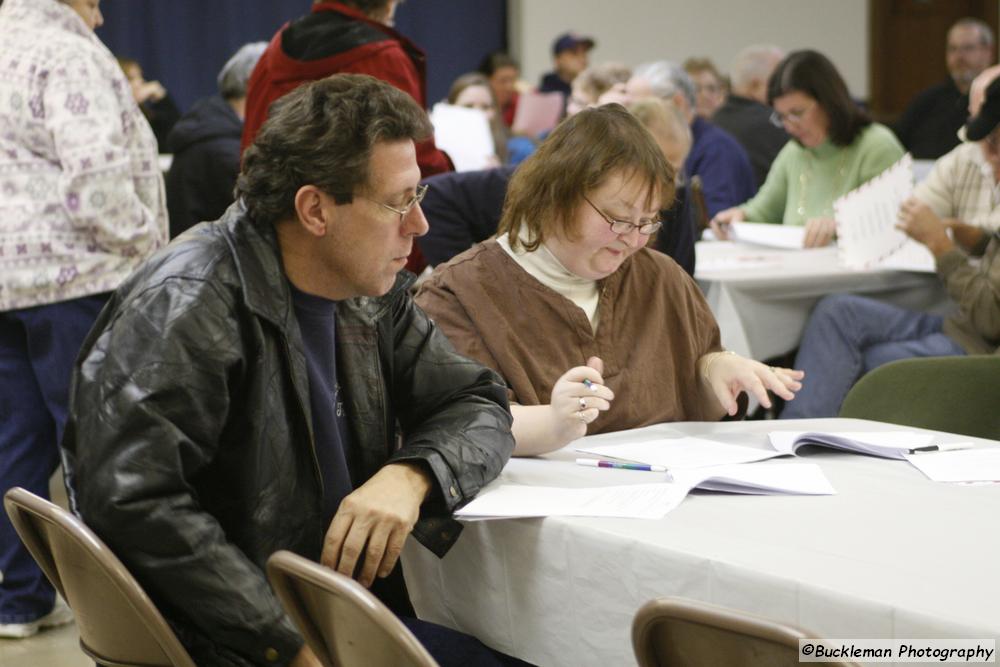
[940, 233, 1000, 355]
[416, 241, 723, 434]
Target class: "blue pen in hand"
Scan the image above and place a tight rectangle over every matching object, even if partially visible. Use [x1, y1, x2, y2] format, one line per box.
[575, 458, 667, 472]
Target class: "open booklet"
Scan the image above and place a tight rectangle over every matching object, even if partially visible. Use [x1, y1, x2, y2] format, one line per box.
[454, 461, 834, 520]
[767, 431, 935, 460]
[576, 430, 940, 467]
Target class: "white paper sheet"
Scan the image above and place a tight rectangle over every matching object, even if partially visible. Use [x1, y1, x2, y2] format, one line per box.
[429, 103, 495, 172]
[671, 463, 836, 495]
[574, 436, 781, 469]
[835, 154, 936, 273]
[903, 447, 1000, 482]
[454, 482, 687, 520]
[768, 431, 934, 460]
[729, 222, 806, 249]
[455, 462, 836, 520]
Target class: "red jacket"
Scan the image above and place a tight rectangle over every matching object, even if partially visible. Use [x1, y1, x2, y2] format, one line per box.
[241, 1, 451, 178]
[241, 2, 449, 271]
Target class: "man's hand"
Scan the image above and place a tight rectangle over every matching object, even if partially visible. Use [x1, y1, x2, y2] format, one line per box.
[897, 197, 954, 257]
[321, 462, 431, 587]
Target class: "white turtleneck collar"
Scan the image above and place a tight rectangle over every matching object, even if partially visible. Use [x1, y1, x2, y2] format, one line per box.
[497, 230, 601, 332]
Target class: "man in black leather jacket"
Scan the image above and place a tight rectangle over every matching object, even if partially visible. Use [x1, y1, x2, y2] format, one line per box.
[61, 75, 516, 667]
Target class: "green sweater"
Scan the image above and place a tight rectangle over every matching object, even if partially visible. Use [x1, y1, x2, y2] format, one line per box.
[741, 123, 904, 226]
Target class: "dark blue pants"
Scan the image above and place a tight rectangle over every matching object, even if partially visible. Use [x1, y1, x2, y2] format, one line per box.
[402, 617, 533, 666]
[0, 294, 107, 623]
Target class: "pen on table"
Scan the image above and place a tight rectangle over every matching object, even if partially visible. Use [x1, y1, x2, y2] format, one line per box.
[908, 443, 974, 454]
[575, 458, 667, 472]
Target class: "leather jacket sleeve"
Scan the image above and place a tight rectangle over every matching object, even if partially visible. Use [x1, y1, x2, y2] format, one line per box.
[62, 280, 303, 667]
[384, 290, 514, 523]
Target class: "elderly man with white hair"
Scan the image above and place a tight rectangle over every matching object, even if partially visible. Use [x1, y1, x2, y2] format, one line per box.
[627, 60, 756, 218]
[712, 44, 789, 187]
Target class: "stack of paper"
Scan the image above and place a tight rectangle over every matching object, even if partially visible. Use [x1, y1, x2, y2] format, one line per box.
[767, 431, 934, 460]
[728, 222, 806, 249]
[834, 154, 936, 272]
[454, 462, 834, 520]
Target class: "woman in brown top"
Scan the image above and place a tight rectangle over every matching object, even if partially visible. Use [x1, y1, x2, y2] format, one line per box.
[416, 105, 803, 455]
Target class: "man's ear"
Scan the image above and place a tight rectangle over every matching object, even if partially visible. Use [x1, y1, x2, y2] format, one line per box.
[293, 185, 334, 238]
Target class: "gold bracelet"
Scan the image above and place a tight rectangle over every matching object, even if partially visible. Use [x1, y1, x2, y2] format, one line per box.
[701, 350, 736, 382]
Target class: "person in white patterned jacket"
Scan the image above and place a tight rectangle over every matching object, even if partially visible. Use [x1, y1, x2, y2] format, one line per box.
[0, 0, 167, 638]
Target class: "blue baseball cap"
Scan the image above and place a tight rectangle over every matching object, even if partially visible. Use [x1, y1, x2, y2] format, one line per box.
[553, 32, 595, 56]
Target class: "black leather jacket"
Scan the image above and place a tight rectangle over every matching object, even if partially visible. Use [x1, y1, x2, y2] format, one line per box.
[61, 205, 514, 666]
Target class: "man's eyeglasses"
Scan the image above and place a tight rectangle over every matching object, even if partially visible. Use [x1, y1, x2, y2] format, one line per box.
[583, 195, 662, 235]
[769, 101, 816, 128]
[365, 184, 428, 222]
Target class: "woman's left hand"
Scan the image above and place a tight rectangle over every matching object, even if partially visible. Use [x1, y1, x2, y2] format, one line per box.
[699, 352, 804, 415]
[803, 217, 837, 248]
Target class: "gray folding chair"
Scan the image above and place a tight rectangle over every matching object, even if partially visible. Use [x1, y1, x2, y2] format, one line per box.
[266, 550, 439, 667]
[3, 487, 196, 667]
[632, 596, 858, 667]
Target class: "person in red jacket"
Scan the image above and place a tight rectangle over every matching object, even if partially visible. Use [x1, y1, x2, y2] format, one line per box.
[243, 1, 452, 272]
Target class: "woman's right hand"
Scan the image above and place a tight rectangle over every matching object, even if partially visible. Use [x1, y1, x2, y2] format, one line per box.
[709, 207, 745, 241]
[547, 357, 614, 445]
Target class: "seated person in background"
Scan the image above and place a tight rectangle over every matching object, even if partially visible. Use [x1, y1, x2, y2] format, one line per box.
[479, 50, 521, 128]
[781, 78, 1000, 419]
[117, 56, 181, 152]
[894, 18, 994, 160]
[416, 105, 802, 456]
[165, 41, 267, 238]
[446, 72, 508, 165]
[629, 97, 698, 275]
[683, 57, 727, 119]
[538, 31, 594, 98]
[61, 75, 516, 667]
[627, 60, 756, 219]
[711, 50, 904, 248]
[567, 62, 631, 116]
[911, 69, 1000, 232]
[712, 44, 789, 187]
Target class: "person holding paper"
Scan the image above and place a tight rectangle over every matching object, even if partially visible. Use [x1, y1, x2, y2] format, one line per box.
[710, 50, 904, 248]
[416, 105, 803, 456]
[781, 75, 1000, 419]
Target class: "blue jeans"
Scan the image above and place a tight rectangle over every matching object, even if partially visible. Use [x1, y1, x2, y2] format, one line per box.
[781, 294, 966, 419]
[0, 294, 107, 623]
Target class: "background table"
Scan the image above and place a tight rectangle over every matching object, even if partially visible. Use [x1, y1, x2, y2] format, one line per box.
[694, 242, 952, 361]
[403, 419, 1000, 667]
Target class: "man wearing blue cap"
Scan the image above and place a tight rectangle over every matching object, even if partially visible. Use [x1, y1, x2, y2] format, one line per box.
[539, 31, 595, 98]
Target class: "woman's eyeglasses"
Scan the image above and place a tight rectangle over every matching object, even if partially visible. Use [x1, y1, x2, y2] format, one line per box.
[583, 196, 662, 235]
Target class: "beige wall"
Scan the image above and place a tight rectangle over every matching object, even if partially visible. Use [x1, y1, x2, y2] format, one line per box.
[509, 0, 869, 98]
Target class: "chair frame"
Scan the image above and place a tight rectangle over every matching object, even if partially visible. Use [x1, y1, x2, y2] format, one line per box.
[632, 596, 859, 667]
[266, 550, 438, 667]
[4, 487, 196, 667]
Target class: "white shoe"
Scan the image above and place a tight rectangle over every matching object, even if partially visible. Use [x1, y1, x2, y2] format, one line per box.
[0, 596, 74, 639]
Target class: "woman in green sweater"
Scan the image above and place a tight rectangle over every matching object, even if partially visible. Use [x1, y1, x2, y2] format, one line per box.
[711, 50, 904, 247]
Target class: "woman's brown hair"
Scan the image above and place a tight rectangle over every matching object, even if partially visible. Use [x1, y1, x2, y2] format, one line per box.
[499, 104, 675, 251]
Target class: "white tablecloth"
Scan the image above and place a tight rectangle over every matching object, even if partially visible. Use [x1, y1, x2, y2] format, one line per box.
[694, 242, 952, 361]
[402, 419, 1000, 667]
